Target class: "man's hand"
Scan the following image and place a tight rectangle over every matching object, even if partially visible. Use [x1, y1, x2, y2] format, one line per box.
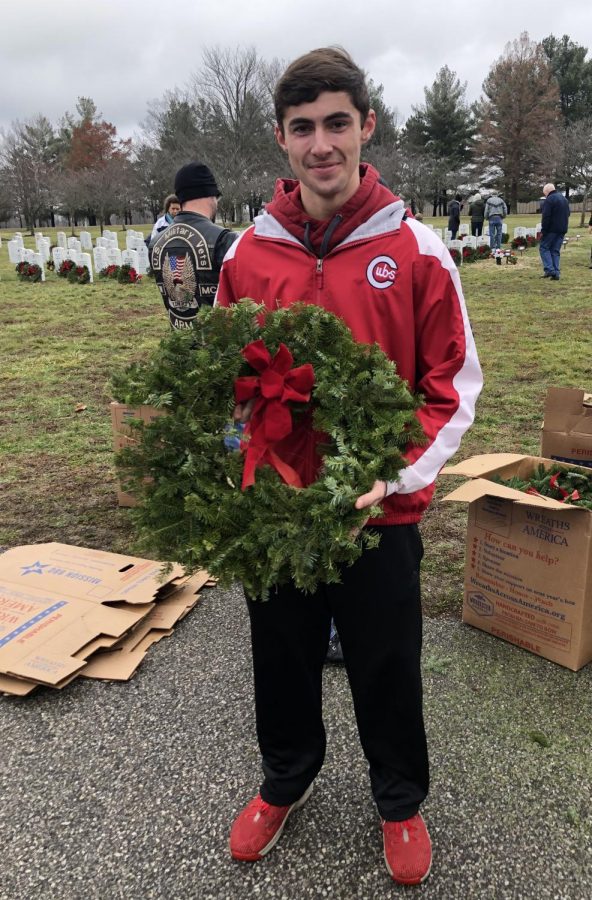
[233, 398, 255, 423]
[354, 479, 388, 510]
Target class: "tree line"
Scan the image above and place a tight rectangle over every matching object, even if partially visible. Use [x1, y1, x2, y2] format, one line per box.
[1, 32, 592, 233]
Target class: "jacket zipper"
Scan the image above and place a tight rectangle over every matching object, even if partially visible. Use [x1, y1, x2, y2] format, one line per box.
[316, 257, 323, 294]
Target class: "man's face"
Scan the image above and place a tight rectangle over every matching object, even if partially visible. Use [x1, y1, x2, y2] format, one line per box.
[169, 202, 181, 217]
[275, 91, 376, 217]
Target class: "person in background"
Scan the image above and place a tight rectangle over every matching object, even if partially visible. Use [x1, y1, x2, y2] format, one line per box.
[468, 193, 485, 237]
[447, 193, 463, 240]
[484, 190, 507, 252]
[150, 194, 180, 243]
[539, 182, 570, 281]
[150, 163, 237, 328]
[216, 46, 482, 887]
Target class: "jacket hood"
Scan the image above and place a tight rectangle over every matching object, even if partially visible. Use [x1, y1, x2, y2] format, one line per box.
[264, 164, 401, 257]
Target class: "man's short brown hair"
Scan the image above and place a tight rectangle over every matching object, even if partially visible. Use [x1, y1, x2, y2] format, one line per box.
[274, 47, 370, 131]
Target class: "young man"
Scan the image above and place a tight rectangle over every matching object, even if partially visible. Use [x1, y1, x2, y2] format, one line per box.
[215, 47, 482, 886]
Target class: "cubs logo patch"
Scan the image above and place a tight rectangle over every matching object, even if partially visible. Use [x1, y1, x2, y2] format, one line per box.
[366, 255, 398, 289]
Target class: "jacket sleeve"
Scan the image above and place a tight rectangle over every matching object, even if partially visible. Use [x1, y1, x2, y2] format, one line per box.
[386, 229, 483, 497]
[214, 231, 244, 307]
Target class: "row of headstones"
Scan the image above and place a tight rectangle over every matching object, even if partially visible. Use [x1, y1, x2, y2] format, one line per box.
[50, 247, 94, 281]
[426, 224, 508, 240]
[6, 230, 150, 276]
[514, 226, 541, 238]
[448, 236, 491, 251]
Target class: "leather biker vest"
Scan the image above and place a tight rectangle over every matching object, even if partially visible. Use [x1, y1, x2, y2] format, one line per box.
[150, 212, 235, 329]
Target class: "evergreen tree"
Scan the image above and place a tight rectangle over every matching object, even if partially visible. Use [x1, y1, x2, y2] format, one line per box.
[541, 35, 592, 125]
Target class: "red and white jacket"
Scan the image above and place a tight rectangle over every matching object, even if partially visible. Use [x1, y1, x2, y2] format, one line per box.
[216, 165, 482, 525]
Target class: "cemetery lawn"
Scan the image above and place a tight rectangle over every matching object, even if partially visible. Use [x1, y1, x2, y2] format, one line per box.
[1, 219, 591, 617]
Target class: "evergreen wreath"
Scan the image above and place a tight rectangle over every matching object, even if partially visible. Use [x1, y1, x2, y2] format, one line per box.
[492, 463, 592, 510]
[111, 300, 425, 597]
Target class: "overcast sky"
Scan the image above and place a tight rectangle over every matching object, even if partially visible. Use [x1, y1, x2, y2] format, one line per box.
[2, 0, 592, 140]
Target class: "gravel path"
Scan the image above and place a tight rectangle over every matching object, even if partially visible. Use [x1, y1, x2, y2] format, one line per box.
[2, 582, 591, 900]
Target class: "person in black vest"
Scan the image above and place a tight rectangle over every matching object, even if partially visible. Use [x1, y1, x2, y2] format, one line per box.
[150, 162, 238, 329]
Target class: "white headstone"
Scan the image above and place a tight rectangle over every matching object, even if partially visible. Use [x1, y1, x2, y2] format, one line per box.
[57, 231, 67, 249]
[93, 247, 109, 273]
[463, 236, 477, 249]
[66, 249, 81, 264]
[125, 232, 145, 252]
[447, 239, 464, 263]
[513, 226, 527, 238]
[121, 249, 139, 270]
[502, 222, 508, 234]
[458, 224, 470, 236]
[136, 244, 150, 274]
[13, 233, 24, 248]
[107, 247, 122, 266]
[8, 240, 21, 263]
[53, 247, 66, 269]
[33, 251, 46, 282]
[476, 235, 490, 247]
[80, 252, 94, 283]
[38, 237, 51, 262]
[80, 231, 93, 250]
[67, 237, 82, 252]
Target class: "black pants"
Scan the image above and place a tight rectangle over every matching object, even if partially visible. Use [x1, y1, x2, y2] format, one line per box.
[246, 525, 429, 821]
[471, 221, 483, 237]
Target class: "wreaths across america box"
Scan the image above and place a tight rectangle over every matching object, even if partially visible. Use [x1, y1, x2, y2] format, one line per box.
[441, 454, 592, 671]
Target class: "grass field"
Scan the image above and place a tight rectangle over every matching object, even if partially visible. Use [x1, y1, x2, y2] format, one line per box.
[1, 217, 590, 616]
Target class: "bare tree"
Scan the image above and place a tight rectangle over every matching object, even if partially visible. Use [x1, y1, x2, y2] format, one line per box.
[559, 118, 592, 224]
[475, 33, 561, 210]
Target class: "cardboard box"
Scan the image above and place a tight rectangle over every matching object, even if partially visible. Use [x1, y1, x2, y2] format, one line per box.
[541, 387, 592, 468]
[110, 401, 165, 507]
[442, 454, 592, 671]
[0, 543, 187, 693]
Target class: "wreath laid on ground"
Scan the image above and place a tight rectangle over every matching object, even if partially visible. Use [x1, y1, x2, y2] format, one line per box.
[111, 300, 424, 597]
[57, 259, 76, 278]
[99, 264, 120, 279]
[15, 261, 42, 282]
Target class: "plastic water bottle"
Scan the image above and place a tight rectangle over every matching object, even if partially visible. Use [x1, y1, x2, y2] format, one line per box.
[223, 421, 245, 451]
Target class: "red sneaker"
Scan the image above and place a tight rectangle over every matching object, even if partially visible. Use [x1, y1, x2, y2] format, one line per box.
[229, 785, 313, 861]
[382, 813, 432, 885]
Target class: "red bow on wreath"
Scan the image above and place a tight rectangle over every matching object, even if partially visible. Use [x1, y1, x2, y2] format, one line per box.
[234, 339, 315, 489]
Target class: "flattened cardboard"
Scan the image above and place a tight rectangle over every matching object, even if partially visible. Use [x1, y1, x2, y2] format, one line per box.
[81, 571, 208, 681]
[541, 386, 592, 468]
[442, 454, 592, 671]
[0, 543, 185, 689]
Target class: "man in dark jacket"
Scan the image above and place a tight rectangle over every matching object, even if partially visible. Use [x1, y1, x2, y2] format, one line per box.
[468, 193, 485, 237]
[539, 183, 570, 280]
[150, 162, 238, 328]
[447, 193, 463, 239]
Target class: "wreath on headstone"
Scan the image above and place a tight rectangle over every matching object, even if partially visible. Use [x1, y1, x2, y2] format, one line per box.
[111, 300, 424, 597]
[15, 261, 42, 282]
